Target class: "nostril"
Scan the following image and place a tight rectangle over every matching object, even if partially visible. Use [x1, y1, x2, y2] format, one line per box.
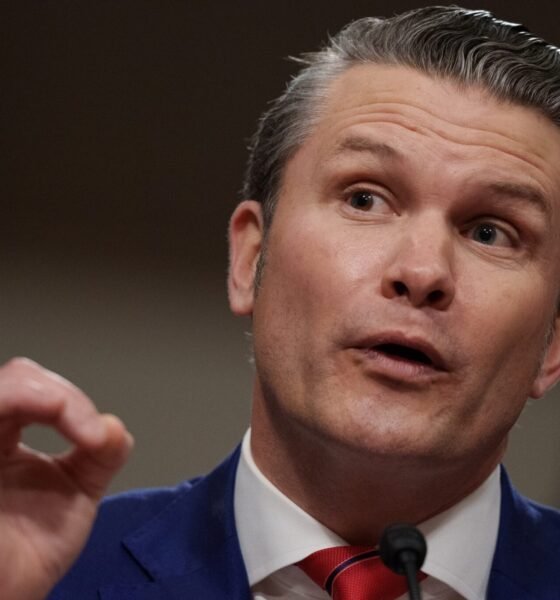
[427, 289, 444, 304]
[394, 281, 407, 296]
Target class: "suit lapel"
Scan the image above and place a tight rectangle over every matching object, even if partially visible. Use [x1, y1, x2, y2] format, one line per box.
[487, 467, 541, 600]
[99, 447, 251, 600]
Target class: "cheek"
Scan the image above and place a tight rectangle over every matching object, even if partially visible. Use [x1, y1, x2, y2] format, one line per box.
[252, 218, 369, 375]
[265, 225, 385, 319]
[460, 268, 554, 399]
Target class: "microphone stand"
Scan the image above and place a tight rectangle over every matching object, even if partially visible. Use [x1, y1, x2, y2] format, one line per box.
[397, 548, 423, 600]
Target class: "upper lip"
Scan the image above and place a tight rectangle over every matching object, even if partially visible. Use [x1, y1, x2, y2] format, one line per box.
[354, 332, 448, 371]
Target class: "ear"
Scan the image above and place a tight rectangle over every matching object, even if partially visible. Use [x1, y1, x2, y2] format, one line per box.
[227, 200, 264, 316]
[530, 316, 560, 398]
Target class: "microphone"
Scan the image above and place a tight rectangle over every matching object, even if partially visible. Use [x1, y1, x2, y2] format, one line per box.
[379, 523, 427, 600]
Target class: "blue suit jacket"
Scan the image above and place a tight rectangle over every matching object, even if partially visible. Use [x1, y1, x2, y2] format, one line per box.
[49, 446, 560, 599]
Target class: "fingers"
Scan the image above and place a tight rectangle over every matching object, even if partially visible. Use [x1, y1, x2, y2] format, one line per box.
[56, 413, 134, 499]
[0, 357, 134, 499]
[0, 357, 117, 454]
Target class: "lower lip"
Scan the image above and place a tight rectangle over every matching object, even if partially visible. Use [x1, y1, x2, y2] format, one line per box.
[354, 347, 443, 384]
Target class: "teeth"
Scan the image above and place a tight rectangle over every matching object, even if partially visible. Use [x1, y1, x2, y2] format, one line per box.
[375, 343, 432, 365]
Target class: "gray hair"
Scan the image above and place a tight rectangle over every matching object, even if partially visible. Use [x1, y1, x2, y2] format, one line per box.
[242, 5, 560, 231]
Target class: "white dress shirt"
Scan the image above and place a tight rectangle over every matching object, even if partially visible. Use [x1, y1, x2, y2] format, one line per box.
[234, 430, 500, 600]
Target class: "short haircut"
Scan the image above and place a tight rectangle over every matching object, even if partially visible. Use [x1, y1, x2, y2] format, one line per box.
[242, 6, 560, 230]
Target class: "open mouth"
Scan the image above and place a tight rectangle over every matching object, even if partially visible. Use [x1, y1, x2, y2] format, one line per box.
[372, 343, 434, 367]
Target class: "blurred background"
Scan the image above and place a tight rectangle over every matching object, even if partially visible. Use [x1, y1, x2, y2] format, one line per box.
[3, 0, 560, 504]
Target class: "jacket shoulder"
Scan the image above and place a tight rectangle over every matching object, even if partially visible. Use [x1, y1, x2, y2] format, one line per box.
[98, 477, 202, 534]
[47, 478, 201, 599]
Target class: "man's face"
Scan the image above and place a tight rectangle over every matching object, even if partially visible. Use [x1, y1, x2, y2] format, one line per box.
[230, 65, 560, 469]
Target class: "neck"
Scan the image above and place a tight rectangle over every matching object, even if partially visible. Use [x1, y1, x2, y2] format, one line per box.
[250, 396, 504, 546]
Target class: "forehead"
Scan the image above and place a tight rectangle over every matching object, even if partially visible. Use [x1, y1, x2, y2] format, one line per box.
[308, 64, 560, 165]
[279, 64, 560, 219]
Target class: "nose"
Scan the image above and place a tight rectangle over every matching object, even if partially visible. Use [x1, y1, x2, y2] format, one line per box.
[381, 217, 455, 311]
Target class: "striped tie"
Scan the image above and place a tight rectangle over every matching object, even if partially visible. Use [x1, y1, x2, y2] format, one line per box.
[297, 546, 425, 600]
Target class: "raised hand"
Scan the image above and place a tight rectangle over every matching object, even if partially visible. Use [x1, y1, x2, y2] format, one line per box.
[0, 358, 133, 600]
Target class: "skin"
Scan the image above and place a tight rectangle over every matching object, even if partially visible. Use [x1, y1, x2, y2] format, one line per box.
[228, 65, 560, 544]
[0, 357, 132, 599]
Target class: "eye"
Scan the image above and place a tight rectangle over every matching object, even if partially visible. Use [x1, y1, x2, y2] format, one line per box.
[348, 190, 386, 212]
[468, 222, 513, 247]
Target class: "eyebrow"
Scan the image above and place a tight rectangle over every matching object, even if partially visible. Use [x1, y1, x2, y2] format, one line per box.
[331, 136, 402, 160]
[486, 182, 551, 218]
[329, 136, 552, 217]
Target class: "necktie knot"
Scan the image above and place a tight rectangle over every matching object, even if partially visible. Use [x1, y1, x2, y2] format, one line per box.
[297, 545, 425, 600]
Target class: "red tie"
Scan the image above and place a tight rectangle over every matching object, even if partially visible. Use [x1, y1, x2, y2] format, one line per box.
[297, 546, 426, 600]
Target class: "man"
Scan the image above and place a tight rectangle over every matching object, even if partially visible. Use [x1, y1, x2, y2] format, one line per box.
[2, 5, 560, 599]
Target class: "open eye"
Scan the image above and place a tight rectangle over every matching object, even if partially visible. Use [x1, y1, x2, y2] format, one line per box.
[347, 190, 388, 212]
[468, 222, 513, 247]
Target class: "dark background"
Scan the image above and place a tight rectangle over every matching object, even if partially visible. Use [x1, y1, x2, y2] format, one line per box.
[3, 1, 560, 504]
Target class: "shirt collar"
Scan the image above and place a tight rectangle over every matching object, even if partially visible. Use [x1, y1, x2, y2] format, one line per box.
[234, 429, 500, 600]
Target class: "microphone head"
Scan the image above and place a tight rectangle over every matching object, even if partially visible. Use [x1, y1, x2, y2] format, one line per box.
[379, 523, 427, 574]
